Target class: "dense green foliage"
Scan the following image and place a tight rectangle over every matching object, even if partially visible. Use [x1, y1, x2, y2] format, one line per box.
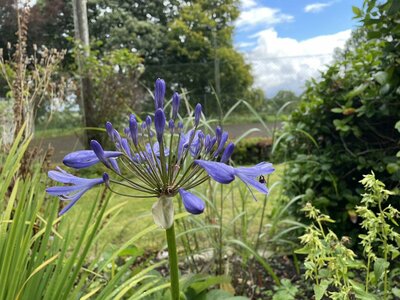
[0, 0, 263, 114]
[297, 173, 400, 299]
[232, 137, 272, 165]
[265, 90, 300, 115]
[277, 0, 400, 238]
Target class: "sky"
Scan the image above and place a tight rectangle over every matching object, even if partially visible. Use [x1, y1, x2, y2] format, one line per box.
[234, 0, 364, 97]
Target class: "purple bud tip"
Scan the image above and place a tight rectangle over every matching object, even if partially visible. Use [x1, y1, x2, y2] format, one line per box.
[216, 126, 222, 143]
[112, 129, 121, 144]
[221, 142, 235, 163]
[172, 92, 180, 119]
[90, 140, 108, 167]
[169, 119, 175, 131]
[194, 103, 202, 126]
[102, 172, 110, 187]
[154, 78, 166, 110]
[199, 131, 205, 139]
[105, 122, 113, 140]
[146, 115, 152, 127]
[178, 121, 183, 129]
[141, 122, 146, 130]
[129, 114, 138, 146]
[154, 108, 166, 142]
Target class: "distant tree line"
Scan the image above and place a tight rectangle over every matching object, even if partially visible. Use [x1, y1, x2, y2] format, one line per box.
[0, 0, 267, 122]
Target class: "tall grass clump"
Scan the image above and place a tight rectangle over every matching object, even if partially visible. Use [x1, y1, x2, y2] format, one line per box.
[0, 127, 177, 299]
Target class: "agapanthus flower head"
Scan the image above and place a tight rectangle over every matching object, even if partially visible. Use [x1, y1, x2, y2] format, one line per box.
[47, 78, 274, 229]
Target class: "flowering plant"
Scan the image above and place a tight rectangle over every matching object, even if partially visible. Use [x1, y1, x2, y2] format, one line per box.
[46, 78, 274, 299]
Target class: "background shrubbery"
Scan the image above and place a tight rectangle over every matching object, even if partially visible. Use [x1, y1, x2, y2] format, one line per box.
[276, 1, 400, 239]
[232, 137, 272, 165]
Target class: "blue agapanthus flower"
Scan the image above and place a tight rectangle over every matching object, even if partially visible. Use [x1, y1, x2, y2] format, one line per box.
[47, 78, 274, 228]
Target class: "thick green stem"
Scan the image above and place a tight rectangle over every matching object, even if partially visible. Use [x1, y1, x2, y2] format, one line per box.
[166, 224, 180, 300]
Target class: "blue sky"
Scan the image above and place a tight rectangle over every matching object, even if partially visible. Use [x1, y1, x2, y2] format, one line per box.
[234, 0, 364, 97]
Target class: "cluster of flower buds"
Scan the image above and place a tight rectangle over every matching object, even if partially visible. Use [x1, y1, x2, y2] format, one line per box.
[47, 79, 274, 229]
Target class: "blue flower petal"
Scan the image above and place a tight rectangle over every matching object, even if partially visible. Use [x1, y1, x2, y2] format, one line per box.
[58, 189, 88, 215]
[194, 160, 235, 184]
[46, 168, 105, 215]
[46, 184, 84, 196]
[179, 188, 205, 214]
[235, 162, 274, 177]
[235, 172, 269, 194]
[63, 150, 122, 169]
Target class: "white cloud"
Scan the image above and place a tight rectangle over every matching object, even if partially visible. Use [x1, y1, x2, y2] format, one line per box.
[241, 0, 257, 9]
[245, 28, 352, 96]
[236, 7, 293, 28]
[236, 41, 257, 49]
[304, 2, 333, 13]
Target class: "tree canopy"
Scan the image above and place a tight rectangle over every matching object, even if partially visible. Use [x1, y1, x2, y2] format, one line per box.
[1, 0, 262, 113]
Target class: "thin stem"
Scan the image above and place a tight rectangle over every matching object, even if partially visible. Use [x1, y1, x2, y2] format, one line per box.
[166, 224, 180, 300]
[365, 256, 371, 292]
[218, 184, 224, 275]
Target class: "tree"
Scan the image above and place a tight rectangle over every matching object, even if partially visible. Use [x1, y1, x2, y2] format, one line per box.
[85, 0, 260, 113]
[165, 0, 257, 113]
[266, 90, 300, 115]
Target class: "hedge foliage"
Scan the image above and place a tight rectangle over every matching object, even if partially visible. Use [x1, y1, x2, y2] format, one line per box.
[232, 137, 272, 165]
[276, 0, 400, 238]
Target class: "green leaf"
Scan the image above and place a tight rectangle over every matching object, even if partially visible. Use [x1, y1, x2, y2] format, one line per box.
[201, 289, 248, 300]
[374, 258, 390, 281]
[118, 245, 143, 257]
[392, 287, 400, 298]
[374, 71, 389, 85]
[188, 275, 232, 295]
[346, 83, 368, 99]
[314, 280, 330, 300]
[386, 163, 399, 174]
[331, 107, 343, 113]
[350, 279, 377, 300]
[395, 121, 400, 133]
[352, 6, 363, 18]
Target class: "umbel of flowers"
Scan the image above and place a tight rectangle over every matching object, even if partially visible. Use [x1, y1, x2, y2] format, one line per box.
[46, 78, 274, 299]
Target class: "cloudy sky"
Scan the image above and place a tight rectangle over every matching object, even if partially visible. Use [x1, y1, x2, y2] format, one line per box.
[234, 0, 363, 97]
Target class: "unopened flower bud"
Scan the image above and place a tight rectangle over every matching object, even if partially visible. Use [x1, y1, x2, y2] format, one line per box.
[194, 103, 202, 126]
[91, 140, 109, 167]
[172, 92, 180, 119]
[221, 142, 235, 163]
[102, 172, 110, 187]
[129, 114, 138, 146]
[146, 115, 152, 127]
[154, 78, 166, 109]
[169, 119, 175, 133]
[154, 108, 166, 142]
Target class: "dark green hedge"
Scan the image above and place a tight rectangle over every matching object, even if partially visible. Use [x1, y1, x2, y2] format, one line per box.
[232, 137, 272, 165]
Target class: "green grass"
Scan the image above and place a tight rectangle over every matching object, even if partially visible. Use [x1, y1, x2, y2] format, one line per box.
[222, 113, 286, 125]
[35, 127, 82, 139]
